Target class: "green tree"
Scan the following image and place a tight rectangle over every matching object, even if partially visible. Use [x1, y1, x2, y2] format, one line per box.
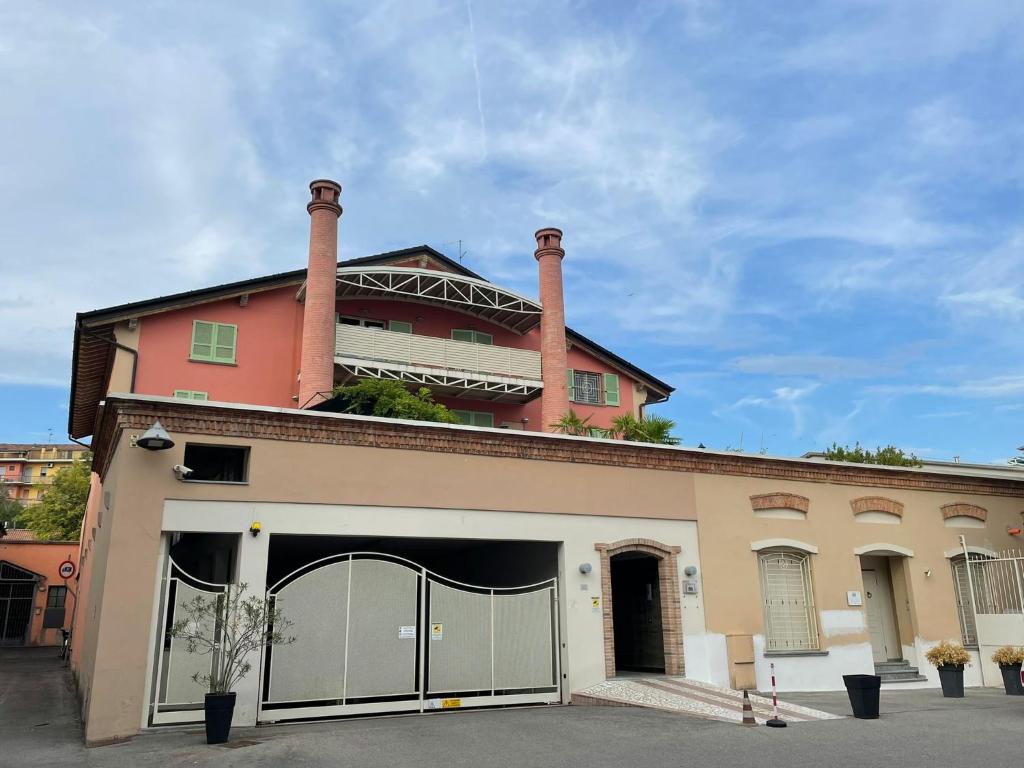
[549, 409, 594, 436]
[0, 485, 23, 531]
[329, 380, 460, 423]
[822, 442, 922, 467]
[19, 453, 92, 541]
[609, 413, 681, 445]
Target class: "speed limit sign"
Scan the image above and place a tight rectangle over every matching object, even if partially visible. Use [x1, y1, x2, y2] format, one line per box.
[58, 560, 76, 580]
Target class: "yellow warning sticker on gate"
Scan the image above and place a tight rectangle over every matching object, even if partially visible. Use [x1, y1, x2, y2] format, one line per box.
[431, 622, 443, 640]
[441, 698, 461, 709]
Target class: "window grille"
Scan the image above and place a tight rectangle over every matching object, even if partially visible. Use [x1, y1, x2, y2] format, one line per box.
[758, 549, 819, 651]
[573, 371, 601, 405]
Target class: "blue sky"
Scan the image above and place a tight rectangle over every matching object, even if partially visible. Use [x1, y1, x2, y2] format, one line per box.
[1, 1, 1022, 462]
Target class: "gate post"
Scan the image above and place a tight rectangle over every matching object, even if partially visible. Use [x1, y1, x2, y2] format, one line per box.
[232, 528, 271, 727]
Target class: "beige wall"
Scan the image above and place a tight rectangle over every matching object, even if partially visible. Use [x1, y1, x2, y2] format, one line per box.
[76, 428, 700, 744]
[74, 411, 1024, 742]
[692, 473, 1023, 689]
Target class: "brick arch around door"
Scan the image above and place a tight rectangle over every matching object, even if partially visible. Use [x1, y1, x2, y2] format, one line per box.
[595, 538, 684, 678]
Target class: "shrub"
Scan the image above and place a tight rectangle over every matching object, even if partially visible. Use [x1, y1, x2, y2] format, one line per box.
[991, 645, 1024, 667]
[328, 380, 460, 424]
[925, 640, 972, 668]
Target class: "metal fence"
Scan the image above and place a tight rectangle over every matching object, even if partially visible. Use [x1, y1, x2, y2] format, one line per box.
[967, 550, 1024, 616]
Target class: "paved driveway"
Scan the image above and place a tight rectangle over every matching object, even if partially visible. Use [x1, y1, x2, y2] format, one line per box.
[4, 647, 1024, 768]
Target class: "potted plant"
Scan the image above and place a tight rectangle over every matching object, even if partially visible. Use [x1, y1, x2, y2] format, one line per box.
[925, 640, 972, 698]
[169, 583, 294, 744]
[991, 646, 1024, 695]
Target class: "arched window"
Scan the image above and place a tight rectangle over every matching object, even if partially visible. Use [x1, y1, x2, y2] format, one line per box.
[757, 549, 819, 651]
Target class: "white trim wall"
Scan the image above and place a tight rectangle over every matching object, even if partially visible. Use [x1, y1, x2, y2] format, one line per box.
[157, 501, 707, 727]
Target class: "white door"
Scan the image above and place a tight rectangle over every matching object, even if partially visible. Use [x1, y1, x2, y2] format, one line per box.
[861, 567, 901, 662]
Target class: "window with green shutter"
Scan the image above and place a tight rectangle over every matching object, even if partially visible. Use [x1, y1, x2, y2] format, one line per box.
[174, 390, 209, 400]
[451, 410, 494, 427]
[603, 373, 620, 406]
[190, 321, 237, 364]
[388, 320, 412, 333]
[451, 329, 492, 345]
[567, 368, 575, 401]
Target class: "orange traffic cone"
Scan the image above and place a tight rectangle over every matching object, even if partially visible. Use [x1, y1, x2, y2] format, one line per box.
[741, 689, 756, 726]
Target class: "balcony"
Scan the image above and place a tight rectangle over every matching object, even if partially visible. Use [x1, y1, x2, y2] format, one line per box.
[334, 324, 543, 402]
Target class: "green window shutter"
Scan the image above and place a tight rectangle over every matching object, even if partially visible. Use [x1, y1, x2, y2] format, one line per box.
[603, 373, 620, 406]
[451, 410, 472, 425]
[567, 368, 576, 402]
[473, 332, 493, 345]
[389, 320, 412, 334]
[191, 321, 215, 360]
[213, 323, 237, 363]
[191, 391, 208, 401]
[451, 329, 475, 343]
[173, 390, 191, 399]
[472, 412, 494, 428]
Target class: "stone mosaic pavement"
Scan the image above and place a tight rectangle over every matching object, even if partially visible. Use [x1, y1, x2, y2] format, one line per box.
[573, 676, 844, 725]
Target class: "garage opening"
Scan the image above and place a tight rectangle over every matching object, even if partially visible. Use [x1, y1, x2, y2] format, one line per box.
[611, 552, 665, 674]
[259, 535, 562, 722]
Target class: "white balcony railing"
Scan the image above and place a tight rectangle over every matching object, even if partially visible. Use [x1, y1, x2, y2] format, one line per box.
[335, 324, 542, 381]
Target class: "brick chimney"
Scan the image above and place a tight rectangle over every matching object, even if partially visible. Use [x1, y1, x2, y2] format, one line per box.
[298, 179, 342, 408]
[535, 228, 570, 432]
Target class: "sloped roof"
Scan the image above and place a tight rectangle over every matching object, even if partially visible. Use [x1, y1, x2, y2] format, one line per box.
[69, 245, 672, 438]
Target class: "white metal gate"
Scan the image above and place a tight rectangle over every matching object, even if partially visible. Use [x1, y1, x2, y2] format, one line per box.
[149, 557, 229, 725]
[258, 552, 560, 722]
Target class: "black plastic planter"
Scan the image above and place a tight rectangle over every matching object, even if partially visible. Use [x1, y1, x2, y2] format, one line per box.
[842, 674, 881, 719]
[937, 665, 964, 698]
[999, 664, 1023, 696]
[204, 692, 237, 745]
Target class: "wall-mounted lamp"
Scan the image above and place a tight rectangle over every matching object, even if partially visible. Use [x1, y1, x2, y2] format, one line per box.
[578, 563, 592, 575]
[683, 565, 698, 577]
[137, 420, 174, 451]
[924, 569, 933, 577]
[249, 522, 262, 537]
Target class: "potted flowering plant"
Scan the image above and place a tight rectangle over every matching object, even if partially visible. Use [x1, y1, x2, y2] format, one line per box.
[991, 646, 1024, 695]
[925, 640, 971, 698]
[169, 583, 294, 744]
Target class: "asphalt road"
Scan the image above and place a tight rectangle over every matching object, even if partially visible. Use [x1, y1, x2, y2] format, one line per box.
[3, 647, 1023, 768]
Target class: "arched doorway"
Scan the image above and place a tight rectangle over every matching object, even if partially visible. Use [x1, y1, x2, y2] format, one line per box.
[595, 538, 684, 678]
[610, 552, 665, 673]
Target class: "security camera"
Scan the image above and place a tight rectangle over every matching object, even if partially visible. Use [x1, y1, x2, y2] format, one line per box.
[172, 464, 194, 480]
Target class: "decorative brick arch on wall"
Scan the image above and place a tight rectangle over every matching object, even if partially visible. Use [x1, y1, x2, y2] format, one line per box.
[850, 496, 904, 517]
[941, 502, 987, 522]
[594, 538, 683, 679]
[749, 492, 810, 514]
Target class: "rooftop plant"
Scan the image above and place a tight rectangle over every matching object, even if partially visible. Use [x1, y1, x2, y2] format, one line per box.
[329, 380, 460, 424]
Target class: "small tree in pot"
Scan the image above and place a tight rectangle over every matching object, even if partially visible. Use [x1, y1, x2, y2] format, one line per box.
[170, 583, 294, 744]
[991, 646, 1024, 696]
[925, 640, 972, 698]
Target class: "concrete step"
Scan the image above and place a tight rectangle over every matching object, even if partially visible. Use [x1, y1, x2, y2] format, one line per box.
[879, 672, 929, 683]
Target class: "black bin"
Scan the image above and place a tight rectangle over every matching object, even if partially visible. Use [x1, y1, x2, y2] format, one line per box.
[843, 674, 881, 719]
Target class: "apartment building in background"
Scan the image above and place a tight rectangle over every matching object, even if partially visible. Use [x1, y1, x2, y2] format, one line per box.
[0, 444, 89, 506]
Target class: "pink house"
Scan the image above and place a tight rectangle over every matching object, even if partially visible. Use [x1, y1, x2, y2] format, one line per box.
[70, 180, 672, 438]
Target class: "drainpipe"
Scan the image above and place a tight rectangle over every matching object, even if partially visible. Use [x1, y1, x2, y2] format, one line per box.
[959, 534, 985, 686]
[79, 325, 138, 394]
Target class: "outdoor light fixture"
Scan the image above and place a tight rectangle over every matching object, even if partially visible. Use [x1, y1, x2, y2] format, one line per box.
[249, 522, 262, 537]
[136, 420, 174, 451]
[578, 563, 592, 574]
[684, 565, 698, 577]
[924, 569, 933, 577]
